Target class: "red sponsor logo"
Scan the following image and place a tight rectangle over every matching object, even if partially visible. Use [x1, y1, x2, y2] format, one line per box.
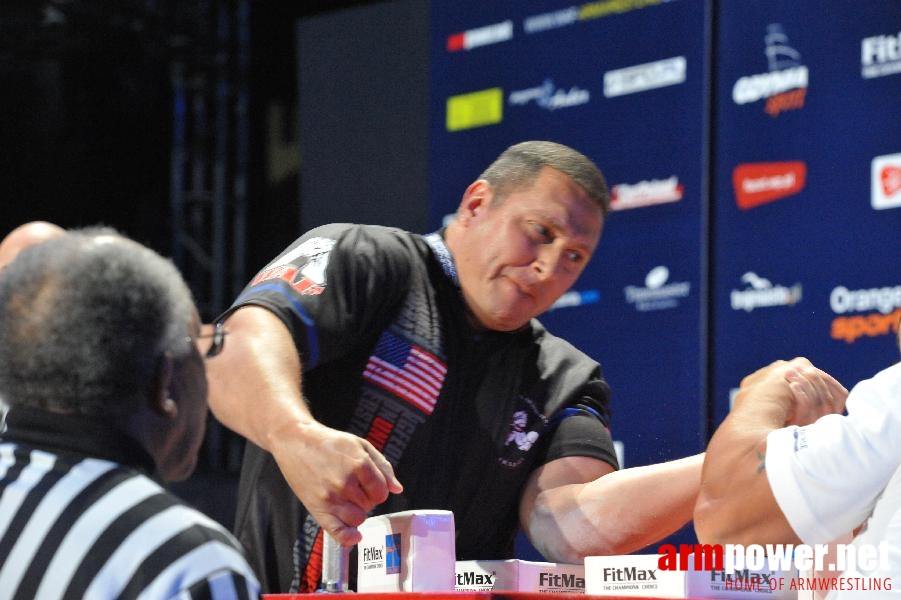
[871, 153, 901, 209]
[446, 32, 465, 52]
[882, 165, 901, 197]
[609, 176, 684, 211]
[445, 21, 513, 52]
[733, 161, 807, 210]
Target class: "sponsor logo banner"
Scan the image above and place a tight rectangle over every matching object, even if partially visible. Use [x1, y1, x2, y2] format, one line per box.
[611, 175, 684, 211]
[733, 161, 806, 210]
[523, 7, 579, 34]
[446, 20, 513, 52]
[830, 284, 901, 343]
[579, 0, 664, 22]
[446, 88, 503, 132]
[872, 152, 901, 210]
[624, 266, 691, 312]
[549, 288, 601, 311]
[861, 30, 901, 79]
[732, 24, 808, 117]
[524, 0, 665, 35]
[730, 272, 802, 312]
[508, 78, 589, 111]
[604, 56, 687, 98]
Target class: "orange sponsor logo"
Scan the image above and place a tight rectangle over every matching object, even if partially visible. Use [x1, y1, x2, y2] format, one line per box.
[733, 161, 807, 210]
[831, 308, 901, 343]
[765, 87, 807, 117]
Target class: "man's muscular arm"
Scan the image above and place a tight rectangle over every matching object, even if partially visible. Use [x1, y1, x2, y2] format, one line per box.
[694, 358, 847, 545]
[206, 305, 402, 545]
[520, 454, 704, 562]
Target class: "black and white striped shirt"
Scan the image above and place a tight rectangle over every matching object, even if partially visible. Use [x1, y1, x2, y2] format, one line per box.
[0, 407, 260, 599]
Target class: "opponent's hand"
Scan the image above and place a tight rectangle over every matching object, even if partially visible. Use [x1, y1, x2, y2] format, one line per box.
[734, 357, 846, 426]
[269, 420, 404, 546]
[781, 360, 847, 425]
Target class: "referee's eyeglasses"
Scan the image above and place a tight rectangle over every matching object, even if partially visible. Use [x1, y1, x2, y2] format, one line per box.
[187, 322, 228, 358]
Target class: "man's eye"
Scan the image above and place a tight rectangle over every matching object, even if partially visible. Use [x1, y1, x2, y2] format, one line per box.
[567, 250, 584, 263]
[530, 222, 551, 240]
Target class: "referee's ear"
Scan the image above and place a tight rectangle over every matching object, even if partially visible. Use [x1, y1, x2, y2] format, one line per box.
[149, 354, 177, 418]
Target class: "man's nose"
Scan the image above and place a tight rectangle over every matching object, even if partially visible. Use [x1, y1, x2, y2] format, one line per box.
[532, 248, 562, 280]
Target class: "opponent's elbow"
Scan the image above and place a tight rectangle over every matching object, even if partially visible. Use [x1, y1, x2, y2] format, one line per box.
[693, 492, 753, 546]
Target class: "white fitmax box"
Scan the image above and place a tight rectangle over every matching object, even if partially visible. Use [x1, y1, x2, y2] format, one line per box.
[585, 554, 685, 597]
[455, 559, 585, 593]
[584, 553, 798, 599]
[356, 510, 455, 592]
[685, 554, 797, 599]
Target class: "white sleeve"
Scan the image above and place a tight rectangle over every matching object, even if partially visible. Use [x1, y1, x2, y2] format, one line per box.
[764, 362, 901, 544]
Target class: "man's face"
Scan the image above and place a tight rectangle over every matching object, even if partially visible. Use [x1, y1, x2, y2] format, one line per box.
[452, 167, 603, 332]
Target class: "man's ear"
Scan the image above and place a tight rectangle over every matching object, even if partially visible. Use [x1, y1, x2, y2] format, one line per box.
[455, 180, 492, 225]
[150, 354, 178, 419]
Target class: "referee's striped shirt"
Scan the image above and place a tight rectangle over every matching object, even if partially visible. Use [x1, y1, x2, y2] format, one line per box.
[0, 407, 261, 599]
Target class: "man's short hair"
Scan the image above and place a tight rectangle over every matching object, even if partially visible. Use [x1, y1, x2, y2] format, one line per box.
[0, 228, 196, 417]
[479, 141, 610, 215]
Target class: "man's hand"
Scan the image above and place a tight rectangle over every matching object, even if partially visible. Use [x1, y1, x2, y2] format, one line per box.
[269, 420, 404, 546]
[782, 359, 848, 425]
[734, 357, 847, 427]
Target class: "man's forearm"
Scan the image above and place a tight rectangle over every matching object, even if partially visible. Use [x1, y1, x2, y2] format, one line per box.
[694, 417, 800, 545]
[529, 454, 704, 562]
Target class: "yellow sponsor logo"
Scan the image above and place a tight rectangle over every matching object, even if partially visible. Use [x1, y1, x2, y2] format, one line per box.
[446, 88, 503, 132]
[579, 0, 661, 21]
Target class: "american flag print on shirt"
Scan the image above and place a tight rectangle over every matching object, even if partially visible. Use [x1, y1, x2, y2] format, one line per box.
[363, 331, 447, 415]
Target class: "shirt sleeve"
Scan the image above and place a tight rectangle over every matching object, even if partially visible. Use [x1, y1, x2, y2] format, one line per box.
[765, 362, 901, 544]
[544, 376, 619, 470]
[222, 224, 412, 370]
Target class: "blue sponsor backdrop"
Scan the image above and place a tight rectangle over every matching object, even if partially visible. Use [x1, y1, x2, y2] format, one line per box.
[711, 0, 901, 424]
[429, 0, 901, 557]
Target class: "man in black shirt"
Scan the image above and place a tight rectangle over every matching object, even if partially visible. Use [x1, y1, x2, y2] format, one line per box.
[207, 141, 703, 592]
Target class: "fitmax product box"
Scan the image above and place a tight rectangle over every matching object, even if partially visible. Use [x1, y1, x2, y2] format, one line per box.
[585, 553, 797, 599]
[585, 554, 686, 597]
[356, 510, 455, 592]
[685, 554, 798, 599]
[455, 559, 585, 593]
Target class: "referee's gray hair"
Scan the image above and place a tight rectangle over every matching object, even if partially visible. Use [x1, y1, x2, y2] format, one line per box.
[0, 227, 197, 417]
[479, 141, 611, 215]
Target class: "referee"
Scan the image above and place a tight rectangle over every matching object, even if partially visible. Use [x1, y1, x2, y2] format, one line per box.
[0, 228, 260, 599]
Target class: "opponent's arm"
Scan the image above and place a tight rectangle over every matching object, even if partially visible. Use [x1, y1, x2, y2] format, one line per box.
[519, 453, 703, 563]
[693, 358, 847, 545]
[206, 305, 402, 545]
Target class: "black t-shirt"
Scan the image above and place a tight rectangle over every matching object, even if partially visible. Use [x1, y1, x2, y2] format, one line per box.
[228, 224, 617, 593]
